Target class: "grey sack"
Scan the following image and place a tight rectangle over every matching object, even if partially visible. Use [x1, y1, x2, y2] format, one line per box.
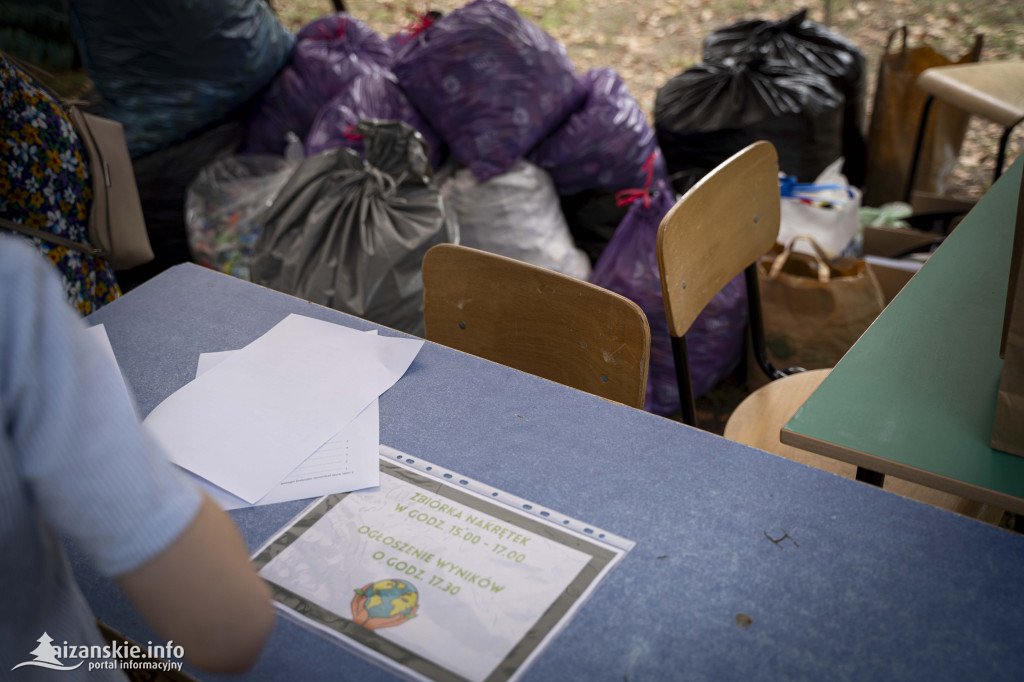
[250, 120, 457, 336]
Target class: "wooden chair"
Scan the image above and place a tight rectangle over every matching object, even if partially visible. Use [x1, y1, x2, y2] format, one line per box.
[655, 141, 886, 458]
[657, 140, 797, 427]
[658, 141, 1005, 523]
[422, 243, 651, 408]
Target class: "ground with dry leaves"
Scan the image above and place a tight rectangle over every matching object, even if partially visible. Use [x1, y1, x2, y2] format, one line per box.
[276, 0, 1023, 200]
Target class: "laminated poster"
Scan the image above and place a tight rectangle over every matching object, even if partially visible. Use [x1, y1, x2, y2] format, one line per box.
[253, 445, 634, 682]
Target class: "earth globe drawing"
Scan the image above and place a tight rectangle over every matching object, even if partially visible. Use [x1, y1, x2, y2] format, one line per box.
[354, 579, 419, 622]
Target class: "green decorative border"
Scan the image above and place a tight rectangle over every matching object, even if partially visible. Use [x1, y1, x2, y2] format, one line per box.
[252, 459, 617, 682]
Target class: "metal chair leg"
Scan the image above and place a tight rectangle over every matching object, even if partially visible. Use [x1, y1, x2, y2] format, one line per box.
[994, 119, 1023, 183]
[905, 95, 936, 204]
[671, 335, 698, 428]
[856, 467, 885, 487]
[744, 265, 786, 381]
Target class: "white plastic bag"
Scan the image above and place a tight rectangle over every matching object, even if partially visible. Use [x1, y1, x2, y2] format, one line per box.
[441, 160, 592, 280]
[778, 158, 861, 259]
[185, 135, 303, 279]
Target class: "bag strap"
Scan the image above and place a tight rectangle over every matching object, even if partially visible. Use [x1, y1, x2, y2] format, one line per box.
[968, 33, 984, 62]
[769, 235, 832, 283]
[0, 216, 103, 258]
[884, 26, 909, 56]
[3, 53, 86, 111]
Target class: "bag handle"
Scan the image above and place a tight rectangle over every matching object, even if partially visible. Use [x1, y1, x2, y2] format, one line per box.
[768, 235, 832, 283]
[968, 33, 984, 62]
[0, 216, 103, 258]
[884, 26, 909, 57]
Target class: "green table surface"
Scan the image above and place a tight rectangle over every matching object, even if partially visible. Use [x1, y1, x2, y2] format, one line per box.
[783, 156, 1024, 514]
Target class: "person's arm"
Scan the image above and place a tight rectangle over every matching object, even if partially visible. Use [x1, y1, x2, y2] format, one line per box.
[1, 236, 274, 673]
[115, 494, 275, 674]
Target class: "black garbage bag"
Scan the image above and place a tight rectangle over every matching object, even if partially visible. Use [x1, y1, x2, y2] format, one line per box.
[703, 9, 867, 186]
[67, 0, 294, 157]
[558, 151, 663, 264]
[559, 191, 630, 265]
[654, 59, 842, 192]
[249, 121, 457, 336]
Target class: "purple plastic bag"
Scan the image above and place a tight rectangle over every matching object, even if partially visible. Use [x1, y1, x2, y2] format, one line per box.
[529, 68, 661, 195]
[391, 0, 586, 182]
[591, 178, 747, 415]
[305, 71, 445, 169]
[296, 13, 394, 65]
[687, 273, 747, 399]
[244, 13, 392, 155]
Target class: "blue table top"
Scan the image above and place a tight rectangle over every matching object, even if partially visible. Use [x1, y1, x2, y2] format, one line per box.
[77, 263, 1024, 681]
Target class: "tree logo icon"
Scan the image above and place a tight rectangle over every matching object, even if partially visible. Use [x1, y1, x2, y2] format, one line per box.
[10, 633, 83, 672]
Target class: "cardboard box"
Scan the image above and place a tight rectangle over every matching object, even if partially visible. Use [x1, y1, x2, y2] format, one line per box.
[864, 255, 923, 305]
[910, 190, 976, 216]
[861, 225, 942, 260]
[905, 192, 976, 234]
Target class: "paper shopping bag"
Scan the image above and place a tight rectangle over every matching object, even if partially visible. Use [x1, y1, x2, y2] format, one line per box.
[758, 235, 887, 371]
[863, 27, 983, 207]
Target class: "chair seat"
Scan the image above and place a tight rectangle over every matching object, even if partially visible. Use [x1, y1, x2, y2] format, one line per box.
[724, 370, 843, 472]
[724, 369, 1003, 522]
[917, 61, 1024, 129]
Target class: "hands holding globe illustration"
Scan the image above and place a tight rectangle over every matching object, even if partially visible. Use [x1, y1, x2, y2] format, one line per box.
[351, 579, 420, 630]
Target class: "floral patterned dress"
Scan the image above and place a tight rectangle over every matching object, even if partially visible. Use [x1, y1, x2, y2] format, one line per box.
[1, 53, 120, 314]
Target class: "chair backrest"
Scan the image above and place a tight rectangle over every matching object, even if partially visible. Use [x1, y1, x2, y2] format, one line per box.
[422, 244, 651, 408]
[656, 141, 781, 425]
[658, 141, 780, 336]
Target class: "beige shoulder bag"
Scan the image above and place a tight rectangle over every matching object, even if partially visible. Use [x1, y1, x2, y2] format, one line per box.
[0, 56, 153, 270]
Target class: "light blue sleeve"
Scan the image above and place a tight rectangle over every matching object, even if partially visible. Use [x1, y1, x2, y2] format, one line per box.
[1, 236, 202, 576]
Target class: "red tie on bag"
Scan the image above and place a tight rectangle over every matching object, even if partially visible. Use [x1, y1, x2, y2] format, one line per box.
[615, 152, 659, 209]
[395, 7, 437, 45]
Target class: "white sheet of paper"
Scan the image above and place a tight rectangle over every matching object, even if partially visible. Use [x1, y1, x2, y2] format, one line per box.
[143, 314, 422, 503]
[83, 324, 130, 399]
[191, 350, 381, 510]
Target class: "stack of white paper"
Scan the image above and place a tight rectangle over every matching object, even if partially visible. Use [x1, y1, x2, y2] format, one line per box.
[141, 314, 423, 508]
[185, 347, 378, 510]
